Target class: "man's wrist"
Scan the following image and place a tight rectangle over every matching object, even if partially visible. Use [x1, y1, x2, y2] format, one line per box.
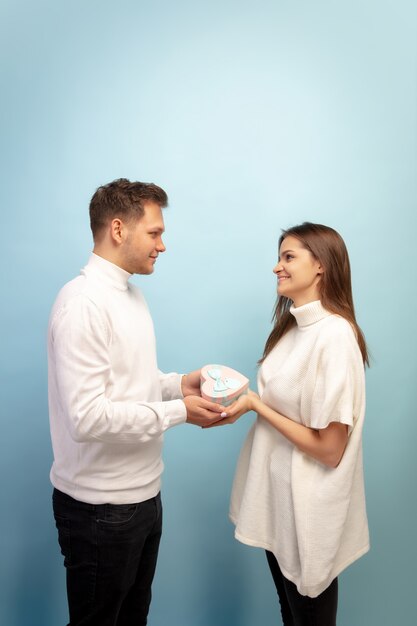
[181, 374, 187, 397]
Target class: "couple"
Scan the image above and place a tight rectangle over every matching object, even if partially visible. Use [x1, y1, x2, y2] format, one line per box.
[48, 178, 369, 626]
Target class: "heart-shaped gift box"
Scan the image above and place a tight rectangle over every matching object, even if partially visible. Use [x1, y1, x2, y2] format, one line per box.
[200, 364, 249, 406]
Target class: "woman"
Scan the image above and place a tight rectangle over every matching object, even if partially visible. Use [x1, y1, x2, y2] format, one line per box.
[221, 222, 369, 625]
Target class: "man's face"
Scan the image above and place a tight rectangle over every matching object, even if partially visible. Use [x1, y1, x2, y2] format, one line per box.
[121, 201, 166, 275]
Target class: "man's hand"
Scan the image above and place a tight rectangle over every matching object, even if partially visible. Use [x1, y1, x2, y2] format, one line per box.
[183, 395, 227, 427]
[181, 369, 202, 397]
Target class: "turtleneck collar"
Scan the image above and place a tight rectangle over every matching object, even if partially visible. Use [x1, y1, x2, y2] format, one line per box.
[81, 253, 131, 291]
[290, 300, 332, 328]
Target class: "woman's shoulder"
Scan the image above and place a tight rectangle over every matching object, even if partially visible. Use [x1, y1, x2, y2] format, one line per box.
[318, 313, 360, 351]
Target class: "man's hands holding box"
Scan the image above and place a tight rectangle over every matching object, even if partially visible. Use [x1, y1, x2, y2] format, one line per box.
[181, 365, 254, 428]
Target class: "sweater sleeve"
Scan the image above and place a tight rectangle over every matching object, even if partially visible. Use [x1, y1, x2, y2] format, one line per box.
[158, 371, 184, 400]
[306, 322, 364, 431]
[50, 295, 186, 444]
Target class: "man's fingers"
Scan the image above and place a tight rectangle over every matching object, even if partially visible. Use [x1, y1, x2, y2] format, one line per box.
[200, 399, 228, 414]
[209, 402, 227, 413]
[201, 409, 226, 422]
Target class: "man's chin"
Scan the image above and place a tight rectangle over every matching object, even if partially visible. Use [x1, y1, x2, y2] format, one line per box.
[137, 266, 154, 276]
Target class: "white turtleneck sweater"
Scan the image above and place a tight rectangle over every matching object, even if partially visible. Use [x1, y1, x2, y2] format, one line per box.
[48, 254, 187, 505]
[230, 301, 369, 597]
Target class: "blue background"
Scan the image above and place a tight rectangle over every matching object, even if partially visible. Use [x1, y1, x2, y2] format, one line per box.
[1, 1, 416, 624]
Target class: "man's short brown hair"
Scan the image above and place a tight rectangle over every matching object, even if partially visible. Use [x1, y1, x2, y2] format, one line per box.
[89, 178, 168, 239]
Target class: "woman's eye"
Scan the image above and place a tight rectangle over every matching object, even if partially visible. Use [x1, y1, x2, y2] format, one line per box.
[286, 254, 293, 261]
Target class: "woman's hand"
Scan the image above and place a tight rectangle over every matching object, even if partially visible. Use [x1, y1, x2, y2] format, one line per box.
[203, 389, 260, 428]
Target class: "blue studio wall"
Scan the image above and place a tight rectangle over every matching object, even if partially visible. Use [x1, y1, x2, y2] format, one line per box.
[1, 1, 416, 625]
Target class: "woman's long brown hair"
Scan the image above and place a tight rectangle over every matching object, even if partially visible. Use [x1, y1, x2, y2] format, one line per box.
[260, 222, 369, 366]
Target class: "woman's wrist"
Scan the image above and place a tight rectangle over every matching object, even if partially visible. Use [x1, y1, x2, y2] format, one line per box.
[249, 393, 260, 413]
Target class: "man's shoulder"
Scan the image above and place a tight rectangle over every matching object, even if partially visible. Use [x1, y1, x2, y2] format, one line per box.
[53, 273, 90, 305]
[49, 273, 104, 325]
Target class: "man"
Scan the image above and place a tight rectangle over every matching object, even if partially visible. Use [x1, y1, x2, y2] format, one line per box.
[48, 178, 226, 626]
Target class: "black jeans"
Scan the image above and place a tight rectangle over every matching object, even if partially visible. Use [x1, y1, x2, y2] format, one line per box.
[266, 551, 338, 626]
[53, 488, 163, 626]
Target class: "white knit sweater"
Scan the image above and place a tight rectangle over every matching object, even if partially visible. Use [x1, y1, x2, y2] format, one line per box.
[230, 300, 369, 597]
[48, 254, 186, 505]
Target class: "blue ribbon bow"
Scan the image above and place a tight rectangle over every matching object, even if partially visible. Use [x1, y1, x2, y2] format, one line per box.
[207, 367, 241, 392]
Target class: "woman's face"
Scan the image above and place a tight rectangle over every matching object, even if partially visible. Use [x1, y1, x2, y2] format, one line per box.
[273, 235, 323, 307]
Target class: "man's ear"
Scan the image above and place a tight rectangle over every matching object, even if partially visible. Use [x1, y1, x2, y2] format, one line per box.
[110, 218, 124, 244]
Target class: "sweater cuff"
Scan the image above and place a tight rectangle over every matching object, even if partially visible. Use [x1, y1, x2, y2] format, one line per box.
[174, 373, 185, 399]
[164, 399, 187, 428]
[159, 372, 184, 401]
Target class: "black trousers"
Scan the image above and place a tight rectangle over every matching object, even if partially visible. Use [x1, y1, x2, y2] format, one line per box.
[266, 551, 338, 626]
[53, 488, 162, 626]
